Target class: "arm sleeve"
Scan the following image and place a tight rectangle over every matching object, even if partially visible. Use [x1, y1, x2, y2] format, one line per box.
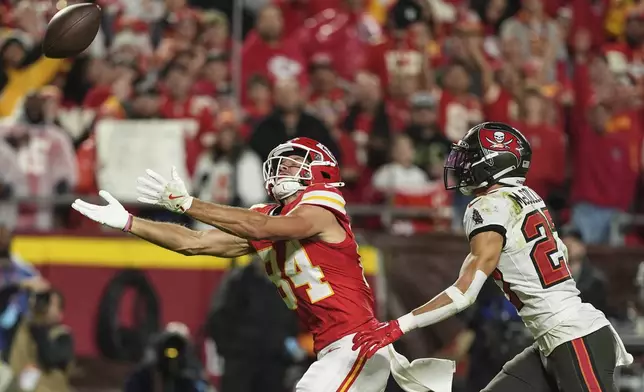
[463, 195, 512, 247]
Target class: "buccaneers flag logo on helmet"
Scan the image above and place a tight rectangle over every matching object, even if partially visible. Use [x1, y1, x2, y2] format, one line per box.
[478, 128, 523, 163]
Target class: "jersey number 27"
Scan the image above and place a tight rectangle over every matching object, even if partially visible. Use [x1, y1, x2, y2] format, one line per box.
[521, 208, 571, 288]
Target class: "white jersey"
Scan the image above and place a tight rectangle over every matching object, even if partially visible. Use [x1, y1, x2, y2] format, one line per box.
[463, 185, 611, 356]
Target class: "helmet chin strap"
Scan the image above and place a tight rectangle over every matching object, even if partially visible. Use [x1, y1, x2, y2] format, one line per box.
[272, 180, 304, 201]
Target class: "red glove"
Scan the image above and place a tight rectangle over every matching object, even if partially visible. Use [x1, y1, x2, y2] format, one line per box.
[351, 320, 404, 358]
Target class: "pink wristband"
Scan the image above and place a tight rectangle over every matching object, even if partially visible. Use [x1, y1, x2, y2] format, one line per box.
[122, 214, 133, 232]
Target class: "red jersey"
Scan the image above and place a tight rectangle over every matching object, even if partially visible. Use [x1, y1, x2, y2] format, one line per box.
[249, 184, 376, 352]
[240, 32, 308, 103]
[483, 84, 519, 125]
[516, 122, 567, 197]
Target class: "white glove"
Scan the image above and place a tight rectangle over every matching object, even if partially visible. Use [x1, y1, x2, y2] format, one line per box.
[71, 190, 132, 231]
[136, 166, 193, 213]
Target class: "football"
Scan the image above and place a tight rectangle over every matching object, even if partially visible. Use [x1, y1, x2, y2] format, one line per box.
[43, 3, 102, 59]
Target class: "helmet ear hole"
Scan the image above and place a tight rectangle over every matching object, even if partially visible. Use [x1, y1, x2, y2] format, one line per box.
[321, 172, 331, 179]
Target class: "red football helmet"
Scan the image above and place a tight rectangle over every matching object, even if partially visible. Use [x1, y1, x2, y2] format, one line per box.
[263, 137, 344, 200]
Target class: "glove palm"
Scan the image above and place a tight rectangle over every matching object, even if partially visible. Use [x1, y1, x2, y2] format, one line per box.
[72, 190, 130, 230]
[136, 166, 193, 213]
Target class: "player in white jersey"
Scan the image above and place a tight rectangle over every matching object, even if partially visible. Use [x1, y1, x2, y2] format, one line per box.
[351, 122, 633, 391]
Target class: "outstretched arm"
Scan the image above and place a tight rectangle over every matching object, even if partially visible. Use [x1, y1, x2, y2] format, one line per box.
[129, 218, 251, 257]
[135, 166, 335, 241]
[352, 231, 504, 358]
[186, 199, 333, 241]
[72, 191, 251, 258]
[396, 231, 503, 332]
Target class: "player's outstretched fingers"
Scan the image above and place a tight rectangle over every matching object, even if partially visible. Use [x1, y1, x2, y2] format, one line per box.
[99, 190, 119, 205]
[72, 199, 99, 211]
[145, 169, 168, 185]
[71, 202, 99, 222]
[137, 176, 164, 192]
[136, 185, 159, 198]
[171, 166, 181, 181]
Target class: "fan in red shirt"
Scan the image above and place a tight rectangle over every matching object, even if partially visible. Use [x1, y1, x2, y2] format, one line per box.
[243, 75, 273, 133]
[192, 53, 231, 98]
[366, 1, 436, 96]
[295, 0, 381, 81]
[438, 62, 483, 141]
[569, 55, 644, 244]
[307, 54, 347, 129]
[159, 63, 216, 176]
[241, 5, 307, 103]
[514, 90, 566, 199]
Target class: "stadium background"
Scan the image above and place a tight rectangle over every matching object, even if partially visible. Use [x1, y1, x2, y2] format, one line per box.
[1, 0, 644, 390]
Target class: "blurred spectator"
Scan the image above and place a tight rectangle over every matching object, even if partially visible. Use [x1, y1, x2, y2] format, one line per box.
[0, 245, 48, 359]
[446, 10, 485, 97]
[85, 56, 141, 111]
[156, 9, 202, 67]
[206, 258, 304, 392]
[193, 52, 232, 98]
[372, 133, 450, 233]
[0, 211, 50, 358]
[569, 55, 643, 244]
[124, 322, 212, 392]
[9, 289, 73, 392]
[306, 54, 346, 129]
[249, 78, 340, 161]
[0, 90, 77, 231]
[561, 226, 611, 317]
[199, 11, 231, 54]
[244, 74, 273, 129]
[499, 0, 566, 85]
[296, 0, 381, 81]
[403, 92, 451, 180]
[372, 133, 434, 195]
[602, 8, 644, 93]
[192, 112, 266, 228]
[102, 77, 163, 120]
[241, 5, 307, 102]
[0, 136, 27, 208]
[438, 62, 483, 142]
[342, 71, 391, 169]
[110, 17, 153, 61]
[516, 90, 566, 200]
[159, 62, 216, 175]
[366, 0, 434, 98]
[0, 33, 66, 118]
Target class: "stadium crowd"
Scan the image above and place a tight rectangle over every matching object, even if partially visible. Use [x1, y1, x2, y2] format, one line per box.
[0, 0, 643, 245]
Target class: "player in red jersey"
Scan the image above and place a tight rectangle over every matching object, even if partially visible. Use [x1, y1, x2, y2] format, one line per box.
[72, 137, 445, 391]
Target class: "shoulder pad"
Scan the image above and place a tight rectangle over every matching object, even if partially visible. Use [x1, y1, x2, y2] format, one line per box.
[298, 185, 347, 215]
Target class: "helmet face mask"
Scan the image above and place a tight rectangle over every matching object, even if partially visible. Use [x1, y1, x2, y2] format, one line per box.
[443, 122, 532, 194]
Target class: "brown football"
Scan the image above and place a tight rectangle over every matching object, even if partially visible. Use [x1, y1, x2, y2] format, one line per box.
[43, 3, 102, 59]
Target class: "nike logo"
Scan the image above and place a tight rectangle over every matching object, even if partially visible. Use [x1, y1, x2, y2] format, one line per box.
[168, 194, 182, 200]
